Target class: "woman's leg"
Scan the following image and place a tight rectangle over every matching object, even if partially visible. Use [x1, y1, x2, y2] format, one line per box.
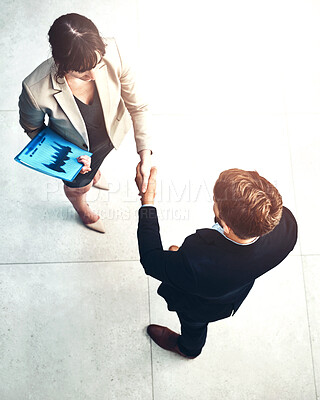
[92, 169, 109, 190]
[92, 169, 101, 186]
[64, 182, 99, 224]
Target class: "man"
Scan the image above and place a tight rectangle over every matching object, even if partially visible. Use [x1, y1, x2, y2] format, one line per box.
[135, 164, 297, 359]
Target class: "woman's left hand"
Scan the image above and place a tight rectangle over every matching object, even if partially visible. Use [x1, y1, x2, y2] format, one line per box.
[138, 149, 152, 193]
[77, 155, 92, 174]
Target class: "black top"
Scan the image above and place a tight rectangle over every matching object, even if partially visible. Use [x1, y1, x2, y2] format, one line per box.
[137, 206, 298, 321]
[64, 85, 113, 188]
[74, 85, 109, 153]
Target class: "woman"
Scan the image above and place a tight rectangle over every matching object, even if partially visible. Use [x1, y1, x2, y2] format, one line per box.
[19, 13, 152, 233]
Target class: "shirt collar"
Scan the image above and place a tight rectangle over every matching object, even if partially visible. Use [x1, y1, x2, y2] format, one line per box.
[211, 223, 259, 246]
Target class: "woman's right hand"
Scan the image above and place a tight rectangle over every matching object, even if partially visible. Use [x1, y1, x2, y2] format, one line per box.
[77, 155, 92, 174]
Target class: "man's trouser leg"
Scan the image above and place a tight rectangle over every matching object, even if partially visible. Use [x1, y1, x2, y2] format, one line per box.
[176, 312, 209, 358]
[176, 304, 234, 357]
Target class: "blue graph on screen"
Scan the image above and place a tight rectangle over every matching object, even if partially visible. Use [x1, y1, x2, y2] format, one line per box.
[42, 142, 73, 173]
[15, 127, 92, 182]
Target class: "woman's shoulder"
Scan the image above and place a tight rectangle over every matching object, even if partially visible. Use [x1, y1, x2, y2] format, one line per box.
[103, 37, 133, 57]
[103, 37, 120, 59]
[23, 58, 55, 87]
[102, 37, 135, 74]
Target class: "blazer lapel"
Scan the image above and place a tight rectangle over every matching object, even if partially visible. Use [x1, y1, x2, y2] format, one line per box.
[50, 69, 88, 144]
[95, 64, 111, 134]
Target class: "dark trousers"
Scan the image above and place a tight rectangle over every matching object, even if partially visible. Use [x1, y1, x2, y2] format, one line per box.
[176, 312, 209, 357]
[176, 304, 234, 357]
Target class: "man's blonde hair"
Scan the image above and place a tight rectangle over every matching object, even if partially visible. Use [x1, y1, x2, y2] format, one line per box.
[213, 169, 283, 239]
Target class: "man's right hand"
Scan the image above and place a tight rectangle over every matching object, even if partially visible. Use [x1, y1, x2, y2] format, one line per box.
[135, 162, 157, 205]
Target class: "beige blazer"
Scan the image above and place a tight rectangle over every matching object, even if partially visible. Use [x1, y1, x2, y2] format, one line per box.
[18, 38, 151, 153]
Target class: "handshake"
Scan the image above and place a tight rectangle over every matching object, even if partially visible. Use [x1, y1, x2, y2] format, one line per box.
[135, 162, 157, 206]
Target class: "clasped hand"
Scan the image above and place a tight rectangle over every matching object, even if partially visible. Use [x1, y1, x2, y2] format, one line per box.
[135, 162, 157, 205]
[77, 155, 157, 205]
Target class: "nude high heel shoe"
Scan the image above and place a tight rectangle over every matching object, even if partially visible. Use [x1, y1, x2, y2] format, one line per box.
[85, 217, 106, 233]
[93, 174, 109, 190]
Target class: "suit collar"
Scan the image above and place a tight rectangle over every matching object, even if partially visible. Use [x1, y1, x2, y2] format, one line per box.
[50, 65, 88, 143]
[196, 228, 220, 244]
[94, 63, 111, 134]
[49, 58, 112, 145]
[197, 228, 241, 246]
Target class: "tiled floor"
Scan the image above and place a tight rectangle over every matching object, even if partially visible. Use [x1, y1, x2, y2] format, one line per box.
[1, 1, 320, 399]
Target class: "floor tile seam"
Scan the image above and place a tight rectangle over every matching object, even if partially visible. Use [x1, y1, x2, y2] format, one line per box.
[1, 254, 318, 267]
[300, 255, 319, 399]
[0, 259, 141, 266]
[150, 111, 320, 117]
[4, 110, 320, 116]
[290, 254, 320, 258]
[136, 0, 142, 56]
[284, 111, 304, 259]
[284, 109, 318, 398]
[290, 254, 318, 257]
[147, 276, 155, 400]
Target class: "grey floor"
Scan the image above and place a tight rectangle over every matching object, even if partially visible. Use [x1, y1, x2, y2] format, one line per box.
[1, 1, 320, 399]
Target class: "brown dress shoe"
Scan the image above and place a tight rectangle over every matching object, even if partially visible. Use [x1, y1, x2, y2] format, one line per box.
[147, 324, 197, 359]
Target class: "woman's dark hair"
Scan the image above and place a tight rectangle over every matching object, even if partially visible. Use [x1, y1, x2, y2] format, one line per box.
[48, 13, 106, 78]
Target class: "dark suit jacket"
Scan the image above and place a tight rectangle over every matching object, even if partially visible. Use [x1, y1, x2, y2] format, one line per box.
[138, 206, 297, 322]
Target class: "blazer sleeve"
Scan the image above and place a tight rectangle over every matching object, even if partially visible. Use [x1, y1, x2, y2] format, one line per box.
[114, 40, 152, 154]
[137, 206, 197, 292]
[18, 81, 46, 138]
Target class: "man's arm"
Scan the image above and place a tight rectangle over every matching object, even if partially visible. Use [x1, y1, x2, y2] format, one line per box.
[135, 164, 197, 292]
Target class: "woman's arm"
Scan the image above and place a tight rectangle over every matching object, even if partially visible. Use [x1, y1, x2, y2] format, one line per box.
[114, 40, 152, 192]
[19, 81, 91, 174]
[114, 39, 152, 154]
[18, 82, 46, 138]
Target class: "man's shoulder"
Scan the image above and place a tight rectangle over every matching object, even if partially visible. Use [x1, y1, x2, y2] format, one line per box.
[265, 206, 297, 240]
[195, 228, 221, 244]
[281, 206, 297, 228]
[181, 229, 222, 252]
[260, 206, 297, 250]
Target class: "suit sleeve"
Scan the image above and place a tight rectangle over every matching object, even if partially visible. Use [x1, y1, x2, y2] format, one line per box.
[114, 40, 152, 154]
[18, 81, 46, 138]
[137, 206, 197, 292]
